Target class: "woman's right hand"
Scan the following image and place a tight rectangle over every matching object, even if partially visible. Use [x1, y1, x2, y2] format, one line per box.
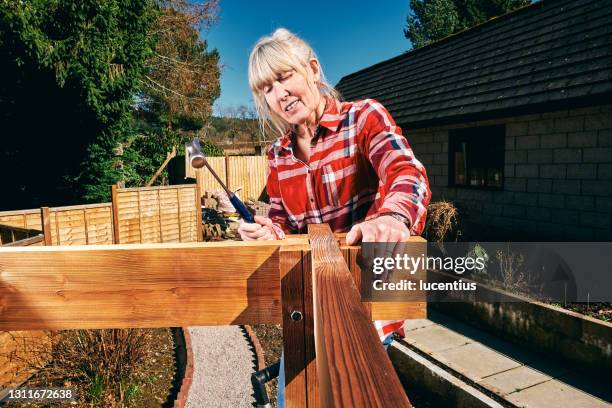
[237, 215, 277, 240]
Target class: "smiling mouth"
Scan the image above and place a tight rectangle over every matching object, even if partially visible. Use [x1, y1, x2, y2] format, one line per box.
[284, 100, 300, 112]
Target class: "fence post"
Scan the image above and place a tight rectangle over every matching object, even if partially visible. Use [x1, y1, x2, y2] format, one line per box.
[195, 181, 203, 242]
[40, 207, 52, 246]
[280, 247, 307, 407]
[224, 154, 231, 191]
[111, 184, 120, 244]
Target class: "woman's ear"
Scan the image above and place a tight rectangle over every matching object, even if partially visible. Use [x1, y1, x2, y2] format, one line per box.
[309, 58, 321, 83]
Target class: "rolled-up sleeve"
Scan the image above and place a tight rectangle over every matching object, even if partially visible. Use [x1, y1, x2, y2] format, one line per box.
[360, 99, 431, 235]
[266, 151, 289, 239]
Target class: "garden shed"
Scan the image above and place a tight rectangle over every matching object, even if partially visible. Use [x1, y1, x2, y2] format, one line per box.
[336, 0, 612, 241]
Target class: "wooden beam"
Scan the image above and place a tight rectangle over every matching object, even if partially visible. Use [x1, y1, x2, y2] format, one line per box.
[338, 234, 427, 320]
[40, 207, 52, 246]
[308, 224, 412, 407]
[145, 146, 176, 187]
[0, 239, 305, 331]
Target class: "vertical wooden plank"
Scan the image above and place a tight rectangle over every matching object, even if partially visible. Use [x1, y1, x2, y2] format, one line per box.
[225, 155, 231, 191]
[53, 210, 61, 246]
[195, 175, 203, 242]
[111, 184, 120, 244]
[302, 249, 319, 408]
[176, 187, 182, 242]
[157, 189, 164, 242]
[281, 247, 308, 408]
[40, 207, 52, 246]
[83, 209, 89, 245]
[308, 224, 412, 407]
[137, 191, 143, 243]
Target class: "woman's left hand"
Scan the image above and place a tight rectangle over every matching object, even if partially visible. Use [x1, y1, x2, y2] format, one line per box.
[346, 215, 411, 283]
[346, 215, 410, 244]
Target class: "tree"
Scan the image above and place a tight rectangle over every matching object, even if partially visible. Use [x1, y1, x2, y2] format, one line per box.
[0, 0, 158, 207]
[142, 0, 221, 128]
[405, 0, 531, 49]
[117, 0, 222, 190]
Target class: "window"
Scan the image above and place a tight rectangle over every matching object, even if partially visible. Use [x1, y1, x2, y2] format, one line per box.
[448, 125, 505, 189]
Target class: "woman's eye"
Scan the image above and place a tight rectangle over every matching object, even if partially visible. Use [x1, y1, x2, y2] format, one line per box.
[263, 85, 272, 93]
[280, 71, 293, 81]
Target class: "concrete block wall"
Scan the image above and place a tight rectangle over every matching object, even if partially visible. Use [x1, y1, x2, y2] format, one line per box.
[405, 105, 612, 241]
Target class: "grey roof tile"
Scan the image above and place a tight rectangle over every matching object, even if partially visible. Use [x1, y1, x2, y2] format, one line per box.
[336, 0, 612, 128]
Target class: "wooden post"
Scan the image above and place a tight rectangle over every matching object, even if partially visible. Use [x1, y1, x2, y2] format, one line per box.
[195, 174, 203, 242]
[111, 184, 120, 244]
[308, 224, 412, 407]
[280, 246, 308, 407]
[224, 154, 231, 191]
[40, 207, 52, 246]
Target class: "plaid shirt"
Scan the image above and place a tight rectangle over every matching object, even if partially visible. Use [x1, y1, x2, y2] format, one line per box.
[265, 98, 431, 341]
[266, 98, 430, 237]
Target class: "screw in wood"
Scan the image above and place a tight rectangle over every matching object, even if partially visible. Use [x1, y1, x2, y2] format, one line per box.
[290, 310, 303, 321]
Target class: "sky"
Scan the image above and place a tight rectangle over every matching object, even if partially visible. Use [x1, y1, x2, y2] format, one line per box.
[204, 1, 412, 115]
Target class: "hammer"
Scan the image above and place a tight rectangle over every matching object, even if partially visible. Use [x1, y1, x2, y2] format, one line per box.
[186, 137, 255, 223]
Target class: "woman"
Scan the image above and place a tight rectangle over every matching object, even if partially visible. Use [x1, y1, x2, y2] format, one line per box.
[239, 28, 431, 405]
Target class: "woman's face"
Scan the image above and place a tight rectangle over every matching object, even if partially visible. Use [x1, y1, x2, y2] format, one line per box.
[263, 60, 322, 127]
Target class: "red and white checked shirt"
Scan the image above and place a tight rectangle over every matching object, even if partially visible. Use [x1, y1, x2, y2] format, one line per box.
[266, 98, 431, 340]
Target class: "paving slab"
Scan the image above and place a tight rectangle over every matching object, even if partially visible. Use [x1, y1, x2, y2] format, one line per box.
[403, 317, 611, 408]
[477, 365, 552, 396]
[404, 324, 472, 353]
[403, 318, 436, 332]
[505, 379, 610, 408]
[434, 342, 523, 381]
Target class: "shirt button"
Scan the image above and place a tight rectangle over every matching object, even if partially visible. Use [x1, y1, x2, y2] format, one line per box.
[310, 198, 314, 202]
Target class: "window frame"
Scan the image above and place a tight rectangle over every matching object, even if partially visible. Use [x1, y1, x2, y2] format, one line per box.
[447, 125, 506, 191]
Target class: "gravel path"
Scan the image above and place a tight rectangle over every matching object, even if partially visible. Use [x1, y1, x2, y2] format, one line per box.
[186, 326, 256, 407]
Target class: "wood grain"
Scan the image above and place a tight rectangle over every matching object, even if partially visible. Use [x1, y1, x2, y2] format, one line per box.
[113, 185, 199, 244]
[0, 241, 293, 330]
[280, 245, 309, 407]
[308, 224, 412, 407]
[339, 234, 427, 320]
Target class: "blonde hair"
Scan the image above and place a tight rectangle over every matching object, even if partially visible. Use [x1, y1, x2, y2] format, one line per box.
[248, 28, 340, 137]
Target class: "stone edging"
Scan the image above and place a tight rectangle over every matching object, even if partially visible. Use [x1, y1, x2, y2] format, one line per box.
[173, 328, 195, 408]
[243, 325, 266, 371]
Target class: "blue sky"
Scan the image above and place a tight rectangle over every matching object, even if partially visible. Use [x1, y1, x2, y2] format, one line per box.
[204, 1, 412, 115]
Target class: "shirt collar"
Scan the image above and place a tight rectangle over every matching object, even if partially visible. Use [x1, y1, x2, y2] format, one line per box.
[318, 98, 344, 131]
[278, 98, 344, 151]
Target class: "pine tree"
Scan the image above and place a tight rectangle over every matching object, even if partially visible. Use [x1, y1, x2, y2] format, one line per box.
[405, 0, 531, 49]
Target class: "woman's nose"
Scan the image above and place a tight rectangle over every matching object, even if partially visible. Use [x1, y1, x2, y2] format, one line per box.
[273, 82, 289, 101]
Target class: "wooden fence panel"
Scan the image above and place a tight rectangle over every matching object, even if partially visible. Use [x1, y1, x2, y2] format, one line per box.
[0, 204, 113, 246]
[188, 155, 268, 201]
[0, 209, 42, 231]
[48, 204, 113, 246]
[227, 156, 267, 200]
[114, 185, 199, 244]
[190, 156, 226, 193]
[160, 188, 181, 242]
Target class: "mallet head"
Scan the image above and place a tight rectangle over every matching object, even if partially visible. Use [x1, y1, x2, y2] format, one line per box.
[186, 137, 206, 169]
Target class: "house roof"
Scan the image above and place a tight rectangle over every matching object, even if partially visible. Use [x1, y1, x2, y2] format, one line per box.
[335, 0, 612, 129]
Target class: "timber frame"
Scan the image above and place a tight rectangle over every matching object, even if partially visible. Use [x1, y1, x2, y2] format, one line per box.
[0, 224, 425, 407]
